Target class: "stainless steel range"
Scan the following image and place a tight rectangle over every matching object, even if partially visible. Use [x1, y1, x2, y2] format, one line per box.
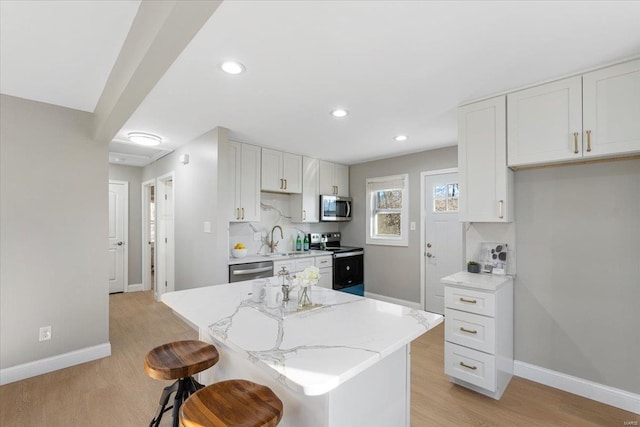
[308, 232, 364, 296]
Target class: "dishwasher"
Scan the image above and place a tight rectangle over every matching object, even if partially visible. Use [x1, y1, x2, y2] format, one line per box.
[228, 261, 273, 283]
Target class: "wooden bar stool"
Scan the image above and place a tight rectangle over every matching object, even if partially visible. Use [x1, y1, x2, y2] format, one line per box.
[180, 379, 283, 427]
[145, 340, 219, 427]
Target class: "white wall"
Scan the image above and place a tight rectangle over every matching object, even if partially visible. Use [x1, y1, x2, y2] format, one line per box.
[142, 127, 227, 289]
[342, 146, 458, 302]
[108, 164, 143, 285]
[0, 95, 109, 371]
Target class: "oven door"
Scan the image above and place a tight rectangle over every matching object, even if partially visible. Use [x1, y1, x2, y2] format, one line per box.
[320, 195, 352, 221]
[333, 252, 363, 290]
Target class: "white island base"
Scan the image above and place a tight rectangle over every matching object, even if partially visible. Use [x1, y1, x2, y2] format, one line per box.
[162, 282, 442, 427]
[200, 335, 411, 427]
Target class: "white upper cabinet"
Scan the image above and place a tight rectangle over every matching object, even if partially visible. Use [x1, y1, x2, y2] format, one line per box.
[261, 148, 302, 194]
[458, 96, 513, 223]
[290, 157, 319, 223]
[228, 141, 261, 222]
[507, 76, 582, 167]
[319, 160, 349, 197]
[583, 60, 640, 158]
[508, 60, 640, 167]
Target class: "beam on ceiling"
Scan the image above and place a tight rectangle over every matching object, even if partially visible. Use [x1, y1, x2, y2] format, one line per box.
[93, 0, 222, 143]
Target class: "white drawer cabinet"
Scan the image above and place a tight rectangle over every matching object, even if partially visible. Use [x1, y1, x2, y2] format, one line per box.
[441, 272, 513, 400]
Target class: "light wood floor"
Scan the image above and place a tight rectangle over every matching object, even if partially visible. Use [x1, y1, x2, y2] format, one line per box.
[0, 291, 636, 426]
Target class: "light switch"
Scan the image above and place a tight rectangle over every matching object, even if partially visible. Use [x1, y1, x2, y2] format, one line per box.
[203, 221, 211, 233]
[410, 221, 416, 231]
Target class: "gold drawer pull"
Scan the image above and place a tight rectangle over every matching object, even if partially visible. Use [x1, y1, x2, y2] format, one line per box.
[586, 130, 592, 152]
[573, 132, 579, 154]
[460, 362, 477, 370]
[460, 327, 477, 334]
[459, 297, 477, 304]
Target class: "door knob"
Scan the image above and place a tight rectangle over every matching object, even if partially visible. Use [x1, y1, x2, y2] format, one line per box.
[426, 252, 433, 258]
[117, 241, 124, 246]
[427, 243, 432, 248]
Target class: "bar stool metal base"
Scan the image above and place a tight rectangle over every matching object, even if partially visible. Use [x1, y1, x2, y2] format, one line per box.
[149, 376, 204, 427]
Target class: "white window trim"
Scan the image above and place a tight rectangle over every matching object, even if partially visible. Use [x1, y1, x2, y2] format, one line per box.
[366, 174, 409, 246]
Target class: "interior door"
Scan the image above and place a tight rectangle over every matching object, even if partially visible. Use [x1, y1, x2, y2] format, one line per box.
[424, 172, 463, 314]
[108, 181, 128, 293]
[155, 174, 175, 300]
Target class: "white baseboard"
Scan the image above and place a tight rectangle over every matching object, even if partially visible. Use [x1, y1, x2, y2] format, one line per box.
[0, 342, 111, 386]
[126, 283, 144, 292]
[364, 291, 422, 310]
[514, 360, 640, 414]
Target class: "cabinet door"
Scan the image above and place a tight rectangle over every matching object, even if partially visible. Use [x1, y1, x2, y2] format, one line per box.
[333, 163, 349, 196]
[227, 141, 242, 221]
[261, 148, 283, 192]
[318, 160, 335, 195]
[291, 157, 319, 223]
[282, 152, 302, 193]
[239, 143, 261, 222]
[507, 76, 582, 166]
[583, 59, 640, 158]
[317, 267, 333, 289]
[458, 96, 512, 222]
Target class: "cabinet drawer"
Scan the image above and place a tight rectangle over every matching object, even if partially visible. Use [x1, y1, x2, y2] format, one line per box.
[315, 255, 333, 268]
[445, 286, 495, 317]
[445, 308, 495, 354]
[295, 257, 315, 272]
[445, 342, 496, 391]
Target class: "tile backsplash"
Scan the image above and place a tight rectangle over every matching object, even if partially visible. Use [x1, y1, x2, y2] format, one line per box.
[229, 193, 338, 256]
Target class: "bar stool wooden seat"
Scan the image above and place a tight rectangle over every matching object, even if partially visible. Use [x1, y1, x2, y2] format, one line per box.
[180, 379, 283, 427]
[145, 340, 219, 427]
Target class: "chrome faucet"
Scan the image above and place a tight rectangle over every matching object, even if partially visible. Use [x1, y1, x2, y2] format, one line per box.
[268, 225, 284, 253]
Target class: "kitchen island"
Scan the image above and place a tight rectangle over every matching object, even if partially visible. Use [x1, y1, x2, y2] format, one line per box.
[161, 281, 443, 426]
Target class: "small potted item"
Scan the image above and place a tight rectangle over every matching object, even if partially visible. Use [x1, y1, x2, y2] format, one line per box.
[467, 261, 481, 273]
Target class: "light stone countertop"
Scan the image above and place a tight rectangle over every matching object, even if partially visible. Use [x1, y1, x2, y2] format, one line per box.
[161, 281, 443, 396]
[228, 250, 331, 265]
[440, 271, 513, 292]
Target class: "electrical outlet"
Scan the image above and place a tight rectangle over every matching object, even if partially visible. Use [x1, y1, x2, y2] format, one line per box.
[39, 326, 52, 341]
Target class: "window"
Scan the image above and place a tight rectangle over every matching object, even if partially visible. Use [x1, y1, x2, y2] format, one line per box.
[366, 174, 409, 246]
[433, 183, 459, 213]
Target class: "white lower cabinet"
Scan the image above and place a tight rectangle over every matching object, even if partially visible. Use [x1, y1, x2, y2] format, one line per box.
[441, 272, 513, 400]
[273, 254, 332, 291]
[315, 255, 333, 289]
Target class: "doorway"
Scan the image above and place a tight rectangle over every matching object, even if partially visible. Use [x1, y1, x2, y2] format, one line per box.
[108, 180, 129, 294]
[420, 169, 464, 314]
[154, 172, 175, 301]
[142, 179, 156, 293]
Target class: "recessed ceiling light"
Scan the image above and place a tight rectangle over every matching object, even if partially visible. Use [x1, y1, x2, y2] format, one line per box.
[330, 109, 349, 118]
[220, 61, 245, 75]
[394, 135, 408, 142]
[127, 132, 162, 146]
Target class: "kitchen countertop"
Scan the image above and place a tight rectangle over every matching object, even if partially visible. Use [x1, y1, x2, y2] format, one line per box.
[440, 271, 513, 292]
[228, 250, 331, 265]
[161, 281, 443, 396]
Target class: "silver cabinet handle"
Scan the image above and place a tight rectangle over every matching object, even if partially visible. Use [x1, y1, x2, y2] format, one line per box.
[586, 130, 592, 152]
[498, 200, 504, 219]
[573, 132, 579, 154]
[241, 208, 245, 220]
[303, 210, 306, 220]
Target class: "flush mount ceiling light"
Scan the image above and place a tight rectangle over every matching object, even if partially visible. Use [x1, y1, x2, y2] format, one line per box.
[127, 132, 162, 146]
[394, 135, 408, 142]
[330, 109, 349, 118]
[220, 61, 245, 75]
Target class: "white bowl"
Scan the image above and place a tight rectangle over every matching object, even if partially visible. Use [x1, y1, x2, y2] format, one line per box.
[231, 248, 248, 258]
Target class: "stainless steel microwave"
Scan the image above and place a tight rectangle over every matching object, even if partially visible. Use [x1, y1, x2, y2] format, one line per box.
[320, 195, 352, 221]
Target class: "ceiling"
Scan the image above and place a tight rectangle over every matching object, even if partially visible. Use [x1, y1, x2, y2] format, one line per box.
[2, 1, 640, 166]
